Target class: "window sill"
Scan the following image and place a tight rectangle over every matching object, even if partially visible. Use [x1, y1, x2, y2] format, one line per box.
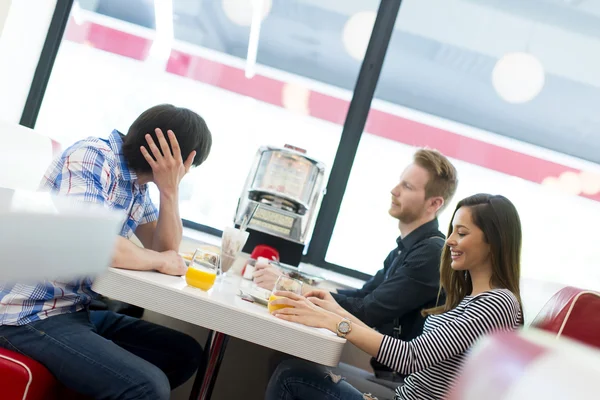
[182, 227, 365, 290]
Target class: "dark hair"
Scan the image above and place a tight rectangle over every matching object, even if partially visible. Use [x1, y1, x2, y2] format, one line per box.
[122, 104, 212, 174]
[423, 194, 523, 324]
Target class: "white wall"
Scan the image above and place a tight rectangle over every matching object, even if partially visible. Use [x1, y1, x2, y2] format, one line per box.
[0, 0, 56, 123]
[0, 0, 11, 38]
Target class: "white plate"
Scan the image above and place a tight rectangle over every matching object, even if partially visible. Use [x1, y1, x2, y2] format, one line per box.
[240, 287, 270, 306]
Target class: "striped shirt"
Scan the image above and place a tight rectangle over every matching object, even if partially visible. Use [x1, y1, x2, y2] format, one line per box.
[0, 130, 158, 326]
[376, 289, 521, 400]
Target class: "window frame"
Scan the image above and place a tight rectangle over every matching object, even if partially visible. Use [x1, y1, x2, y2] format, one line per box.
[21, 0, 404, 281]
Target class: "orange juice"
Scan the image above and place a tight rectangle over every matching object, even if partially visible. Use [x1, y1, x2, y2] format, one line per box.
[268, 294, 292, 313]
[185, 267, 217, 291]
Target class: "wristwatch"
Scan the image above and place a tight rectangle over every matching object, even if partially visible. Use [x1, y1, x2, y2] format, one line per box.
[336, 318, 352, 338]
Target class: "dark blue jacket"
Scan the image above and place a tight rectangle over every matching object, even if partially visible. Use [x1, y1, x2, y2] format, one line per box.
[332, 219, 444, 341]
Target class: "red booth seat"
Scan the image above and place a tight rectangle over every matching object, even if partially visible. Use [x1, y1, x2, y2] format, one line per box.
[447, 329, 600, 400]
[0, 348, 87, 399]
[0, 348, 60, 400]
[448, 286, 600, 400]
[531, 287, 600, 348]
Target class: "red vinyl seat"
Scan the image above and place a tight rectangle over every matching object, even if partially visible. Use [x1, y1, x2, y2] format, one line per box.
[0, 347, 90, 400]
[446, 329, 600, 400]
[447, 286, 600, 400]
[0, 347, 60, 400]
[530, 287, 600, 348]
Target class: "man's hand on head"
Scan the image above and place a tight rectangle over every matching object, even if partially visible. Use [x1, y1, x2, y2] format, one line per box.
[140, 128, 196, 197]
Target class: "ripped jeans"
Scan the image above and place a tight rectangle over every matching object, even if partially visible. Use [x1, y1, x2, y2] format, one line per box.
[266, 358, 378, 400]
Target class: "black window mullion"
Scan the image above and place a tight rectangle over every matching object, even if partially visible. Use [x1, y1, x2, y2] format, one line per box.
[20, 0, 74, 129]
[182, 219, 223, 238]
[304, 0, 403, 270]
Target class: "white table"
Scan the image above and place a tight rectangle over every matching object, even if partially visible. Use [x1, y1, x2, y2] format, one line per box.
[92, 268, 346, 399]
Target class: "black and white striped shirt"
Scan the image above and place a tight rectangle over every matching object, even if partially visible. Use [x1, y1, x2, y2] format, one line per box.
[376, 289, 521, 400]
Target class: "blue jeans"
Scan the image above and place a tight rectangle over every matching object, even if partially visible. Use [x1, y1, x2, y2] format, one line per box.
[0, 310, 203, 399]
[266, 358, 367, 400]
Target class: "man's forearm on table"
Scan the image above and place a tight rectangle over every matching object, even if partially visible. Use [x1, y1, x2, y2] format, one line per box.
[112, 237, 165, 271]
[153, 192, 182, 252]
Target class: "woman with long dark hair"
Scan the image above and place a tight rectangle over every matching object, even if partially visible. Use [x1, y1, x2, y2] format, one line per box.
[265, 194, 523, 400]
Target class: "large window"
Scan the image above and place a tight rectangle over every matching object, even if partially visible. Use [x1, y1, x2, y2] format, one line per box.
[35, 0, 377, 233]
[27, 0, 600, 288]
[326, 0, 600, 289]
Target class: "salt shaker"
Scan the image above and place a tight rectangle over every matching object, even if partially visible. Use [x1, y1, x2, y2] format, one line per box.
[242, 258, 257, 280]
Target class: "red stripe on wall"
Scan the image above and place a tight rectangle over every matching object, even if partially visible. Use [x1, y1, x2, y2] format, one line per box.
[62, 18, 600, 202]
[167, 50, 285, 107]
[364, 109, 577, 183]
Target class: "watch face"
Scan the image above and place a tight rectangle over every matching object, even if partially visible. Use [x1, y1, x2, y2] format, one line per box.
[339, 320, 350, 334]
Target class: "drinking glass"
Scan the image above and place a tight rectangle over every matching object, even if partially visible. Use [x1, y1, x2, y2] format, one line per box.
[268, 275, 303, 313]
[185, 248, 219, 291]
[219, 226, 249, 277]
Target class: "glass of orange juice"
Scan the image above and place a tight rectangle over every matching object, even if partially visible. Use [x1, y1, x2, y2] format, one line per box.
[268, 275, 303, 313]
[185, 248, 219, 291]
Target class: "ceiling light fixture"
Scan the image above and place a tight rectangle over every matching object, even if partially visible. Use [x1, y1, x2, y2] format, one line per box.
[342, 11, 377, 61]
[492, 52, 545, 104]
[245, 0, 265, 79]
[222, 0, 272, 27]
[148, 0, 174, 69]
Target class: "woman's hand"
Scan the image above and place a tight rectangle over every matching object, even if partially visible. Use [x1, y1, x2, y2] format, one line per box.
[270, 291, 341, 332]
[304, 289, 345, 315]
[272, 293, 385, 358]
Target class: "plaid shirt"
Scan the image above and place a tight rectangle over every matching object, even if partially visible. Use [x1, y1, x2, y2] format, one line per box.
[0, 130, 158, 326]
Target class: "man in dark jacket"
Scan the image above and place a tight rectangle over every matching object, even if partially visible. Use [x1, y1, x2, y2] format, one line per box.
[257, 148, 457, 338]
[306, 148, 457, 339]
[257, 149, 458, 392]
[329, 218, 445, 342]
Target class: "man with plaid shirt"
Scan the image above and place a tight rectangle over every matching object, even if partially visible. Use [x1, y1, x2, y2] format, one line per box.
[0, 104, 212, 399]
